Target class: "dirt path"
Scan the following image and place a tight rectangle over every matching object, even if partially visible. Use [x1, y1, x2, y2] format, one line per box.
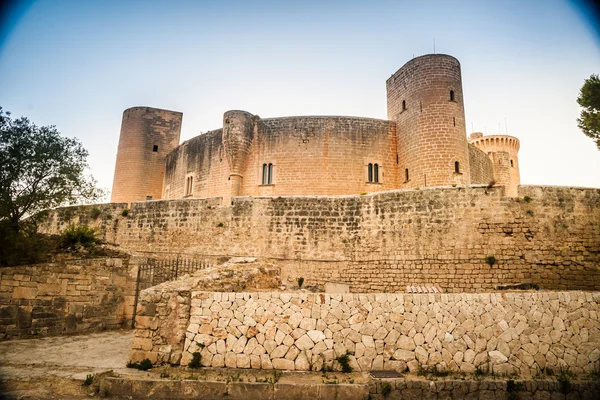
[0, 330, 136, 399]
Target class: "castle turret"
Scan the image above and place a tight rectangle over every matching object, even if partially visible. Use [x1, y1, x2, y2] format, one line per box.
[387, 54, 471, 188]
[468, 133, 520, 196]
[222, 110, 255, 198]
[111, 107, 182, 203]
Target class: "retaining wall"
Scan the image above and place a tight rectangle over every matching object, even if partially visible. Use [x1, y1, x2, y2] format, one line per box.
[39, 185, 600, 293]
[0, 257, 136, 339]
[131, 290, 600, 377]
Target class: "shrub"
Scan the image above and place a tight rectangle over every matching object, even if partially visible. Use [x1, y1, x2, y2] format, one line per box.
[485, 255, 497, 266]
[507, 379, 523, 400]
[557, 367, 574, 394]
[89, 207, 101, 219]
[336, 352, 353, 373]
[60, 224, 98, 248]
[189, 352, 201, 369]
[83, 374, 94, 386]
[523, 195, 532, 203]
[0, 221, 56, 266]
[381, 382, 392, 397]
[297, 277, 304, 288]
[121, 209, 129, 217]
[126, 358, 152, 371]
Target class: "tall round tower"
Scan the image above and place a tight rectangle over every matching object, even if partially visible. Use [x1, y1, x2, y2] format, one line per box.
[468, 133, 521, 196]
[111, 106, 182, 203]
[387, 54, 470, 188]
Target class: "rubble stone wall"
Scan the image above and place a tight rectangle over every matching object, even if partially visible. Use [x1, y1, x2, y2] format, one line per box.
[0, 257, 136, 339]
[132, 290, 600, 376]
[39, 185, 600, 292]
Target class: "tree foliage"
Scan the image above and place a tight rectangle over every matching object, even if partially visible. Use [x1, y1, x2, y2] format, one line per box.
[0, 107, 103, 231]
[577, 74, 600, 150]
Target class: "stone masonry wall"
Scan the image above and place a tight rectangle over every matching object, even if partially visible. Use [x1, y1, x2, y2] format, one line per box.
[132, 290, 600, 377]
[0, 257, 136, 339]
[468, 143, 494, 185]
[39, 185, 600, 293]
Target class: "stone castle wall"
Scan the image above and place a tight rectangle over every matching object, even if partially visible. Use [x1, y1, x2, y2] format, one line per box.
[0, 257, 136, 339]
[39, 185, 600, 293]
[163, 116, 397, 200]
[131, 290, 600, 376]
[467, 143, 494, 185]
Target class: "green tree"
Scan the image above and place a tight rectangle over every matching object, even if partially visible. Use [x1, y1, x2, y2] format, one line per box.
[577, 74, 600, 150]
[0, 107, 103, 232]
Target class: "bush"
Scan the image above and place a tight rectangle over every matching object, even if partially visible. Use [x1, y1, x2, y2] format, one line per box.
[485, 255, 497, 266]
[336, 352, 353, 373]
[60, 224, 98, 248]
[89, 207, 101, 219]
[121, 209, 129, 217]
[189, 352, 201, 369]
[0, 221, 56, 266]
[83, 374, 94, 386]
[127, 358, 152, 371]
[381, 382, 392, 397]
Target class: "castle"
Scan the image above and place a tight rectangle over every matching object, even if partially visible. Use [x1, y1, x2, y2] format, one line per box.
[111, 54, 521, 203]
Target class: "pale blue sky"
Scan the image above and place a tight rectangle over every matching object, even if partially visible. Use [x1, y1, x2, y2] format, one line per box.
[1, 0, 599, 193]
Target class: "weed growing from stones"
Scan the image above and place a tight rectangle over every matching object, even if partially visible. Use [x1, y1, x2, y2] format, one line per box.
[126, 358, 152, 371]
[336, 352, 353, 373]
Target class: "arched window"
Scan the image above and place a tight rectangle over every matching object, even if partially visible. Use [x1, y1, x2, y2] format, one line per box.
[450, 90, 455, 101]
[405, 168, 409, 182]
[373, 164, 379, 183]
[510, 160, 514, 167]
[262, 163, 274, 185]
[402, 100, 406, 111]
[368, 163, 373, 182]
[455, 161, 460, 173]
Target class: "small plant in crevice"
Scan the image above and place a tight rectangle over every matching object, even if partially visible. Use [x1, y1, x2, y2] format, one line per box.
[336, 351, 353, 373]
[82, 374, 94, 386]
[485, 255, 497, 267]
[189, 352, 201, 369]
[507, 379, 523, 400]
[126, 358, 152, 371]
[89, 207, 101, 219]
[381, 382, 392, 397]
[297, 277, 304, 288]
[557, 367, 574, 394]
[360, 192, 367, 196]
[160, 368, 170, 379]
[523, 195, 532, 203]
[217, 222, 224, 228]
[526, 210, 534, 216]
[474, 365, 490, 378]
[121, 209, 129, 217]
[452, 183, 457, 187]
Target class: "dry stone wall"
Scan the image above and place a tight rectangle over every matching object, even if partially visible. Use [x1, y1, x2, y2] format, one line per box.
[0, 257, 136, 339]
[39, 185, 600, 292]
[133, 290, 600, 377]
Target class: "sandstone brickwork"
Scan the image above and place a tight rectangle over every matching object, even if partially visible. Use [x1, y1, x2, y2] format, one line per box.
[132, 290, 600, 377]
[112, 54, 519, 203]
[387, 54, 471, 188]
[469, 133, 521, 196]
[0, 257, 136, 339]
[111, 107, 182, 203]
[39, 185, 600, 293]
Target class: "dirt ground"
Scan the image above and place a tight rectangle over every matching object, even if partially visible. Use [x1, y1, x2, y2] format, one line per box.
[0, 330, 136, 399]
